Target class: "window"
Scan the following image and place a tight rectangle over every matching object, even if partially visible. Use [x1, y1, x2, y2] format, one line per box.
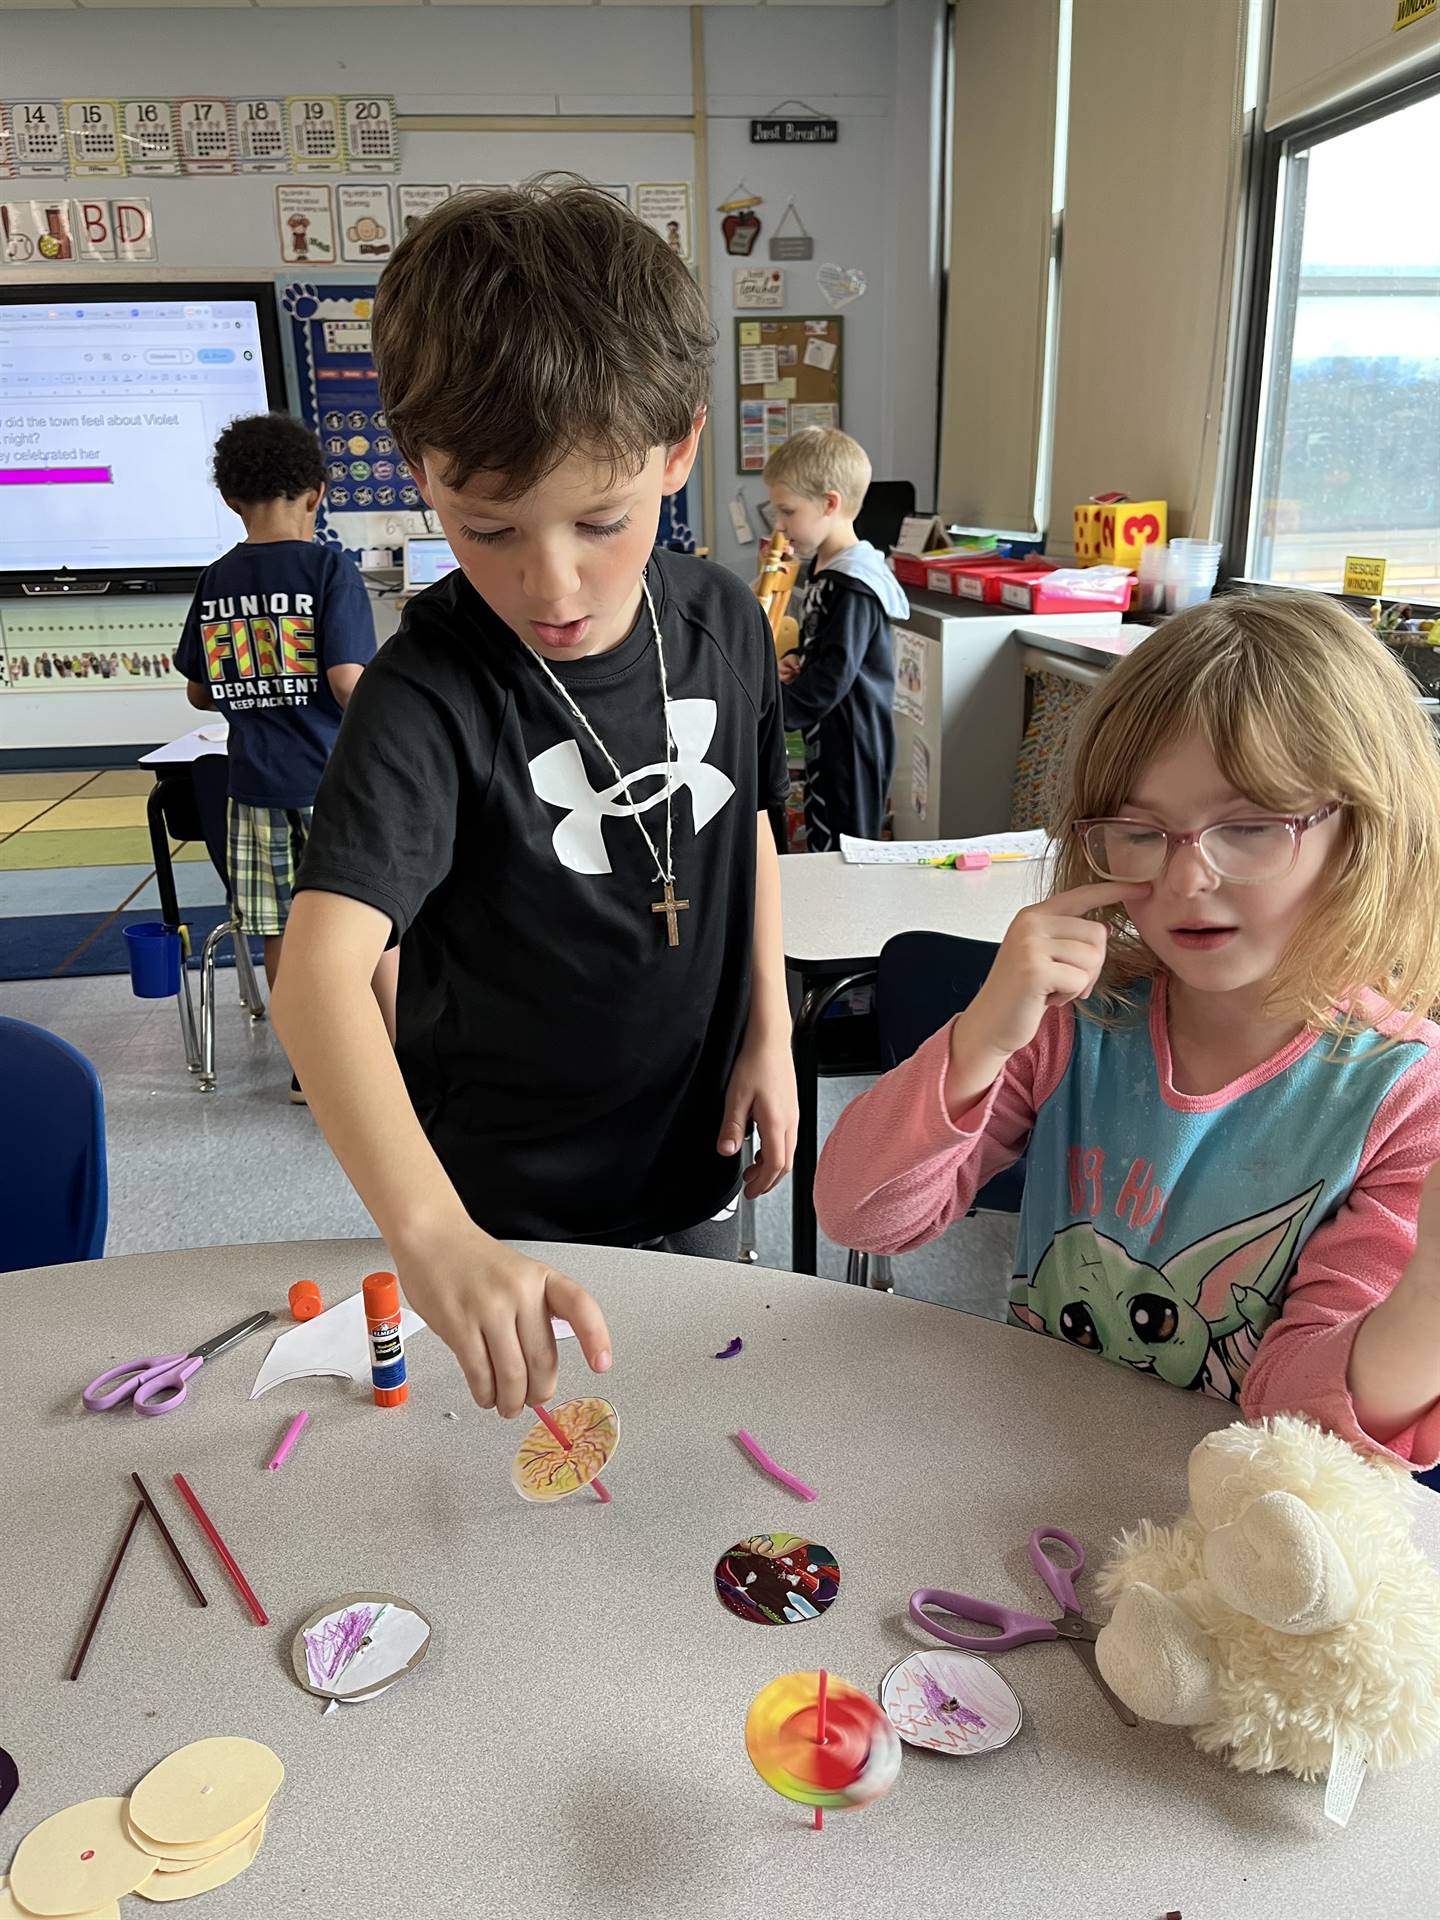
[1241, 81, 1440, 597]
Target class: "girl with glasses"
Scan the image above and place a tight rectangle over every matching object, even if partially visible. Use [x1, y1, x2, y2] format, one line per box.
[817, 593, 1440, 1469]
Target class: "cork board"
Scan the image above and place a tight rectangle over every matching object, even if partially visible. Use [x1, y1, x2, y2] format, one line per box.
[734, 315, 843, 474]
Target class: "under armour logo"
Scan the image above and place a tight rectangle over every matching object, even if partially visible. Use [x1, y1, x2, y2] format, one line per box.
[528, 696, 736, 875]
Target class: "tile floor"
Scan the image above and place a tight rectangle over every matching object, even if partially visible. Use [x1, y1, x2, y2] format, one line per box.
[0, 967, 1019, 1317]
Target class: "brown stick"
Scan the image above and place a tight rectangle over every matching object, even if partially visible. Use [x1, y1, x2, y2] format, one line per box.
[69, 1500, 143, 1680]
[131, 1471, 207, 1607]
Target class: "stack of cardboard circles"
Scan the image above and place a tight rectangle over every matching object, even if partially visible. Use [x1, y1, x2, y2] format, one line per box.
[3, 1739, 282, 1914]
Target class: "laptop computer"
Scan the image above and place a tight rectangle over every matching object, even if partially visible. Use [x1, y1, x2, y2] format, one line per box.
[402, 533, 460, 592]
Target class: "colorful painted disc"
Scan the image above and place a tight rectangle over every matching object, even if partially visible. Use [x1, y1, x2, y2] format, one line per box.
[746, 1673, 901, 1810]
[880, 1650, 1023, 1755]
[715, 1535, 840, 1626]
[511, 1398, 619, 1502]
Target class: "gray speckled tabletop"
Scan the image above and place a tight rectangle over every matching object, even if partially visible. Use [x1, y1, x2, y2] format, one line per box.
[5, 1240, 1437, 1919]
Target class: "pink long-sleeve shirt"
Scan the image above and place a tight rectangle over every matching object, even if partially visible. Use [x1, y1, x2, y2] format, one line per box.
[816, 979, 1440, 1467]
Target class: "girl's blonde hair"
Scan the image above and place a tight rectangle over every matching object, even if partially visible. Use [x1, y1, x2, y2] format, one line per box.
[1050, 591, 1440, 1038]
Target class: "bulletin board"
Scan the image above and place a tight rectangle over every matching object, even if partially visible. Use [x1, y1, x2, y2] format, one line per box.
[734, 315, 842, 475]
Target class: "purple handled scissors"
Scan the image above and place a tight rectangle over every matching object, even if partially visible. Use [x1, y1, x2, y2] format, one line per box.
[83, 1310, 273, 1416]
[910, 1525, 1138, 1727]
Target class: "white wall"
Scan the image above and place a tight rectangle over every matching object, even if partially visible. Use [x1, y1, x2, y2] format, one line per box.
[1, 3, 944, 753]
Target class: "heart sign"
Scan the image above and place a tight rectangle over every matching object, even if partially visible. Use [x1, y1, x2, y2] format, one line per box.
[817, 263, 865, 309]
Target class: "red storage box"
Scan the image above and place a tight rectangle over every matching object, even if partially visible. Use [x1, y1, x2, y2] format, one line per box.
[891, 551, 953, 588]
[999, 569, 1135, 614]
[954, 558, 1059, 604]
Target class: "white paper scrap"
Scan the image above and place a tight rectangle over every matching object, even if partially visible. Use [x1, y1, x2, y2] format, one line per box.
[838, 830, 1051, 866]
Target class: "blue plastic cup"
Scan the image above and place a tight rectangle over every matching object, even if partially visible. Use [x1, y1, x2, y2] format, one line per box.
[124, 922, 182, 999]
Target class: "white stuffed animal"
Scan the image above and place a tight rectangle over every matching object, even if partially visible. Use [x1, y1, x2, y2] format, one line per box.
[1093, 1415, 1440, 1778]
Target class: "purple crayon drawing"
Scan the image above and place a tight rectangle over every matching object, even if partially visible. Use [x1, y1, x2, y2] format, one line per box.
[919, 1668, 986, 1730]
[305, 1602, 385, 1688]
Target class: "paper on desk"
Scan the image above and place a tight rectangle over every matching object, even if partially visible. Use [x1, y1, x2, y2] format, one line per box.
[138, 722, 230, 767]
[250, 1286, 574, 1397]
[839, 830, 1051, 865]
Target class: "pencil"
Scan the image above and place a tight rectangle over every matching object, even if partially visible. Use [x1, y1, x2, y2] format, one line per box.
[69, 1499, 144, 1681]
[131, 1470, 207, 1606]
[172, 1473, 268, 1625]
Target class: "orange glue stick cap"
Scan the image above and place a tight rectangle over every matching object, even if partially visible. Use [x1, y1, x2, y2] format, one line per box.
[288, 1280, 323, 1321]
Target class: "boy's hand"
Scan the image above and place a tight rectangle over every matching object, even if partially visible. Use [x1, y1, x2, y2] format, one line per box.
[778, 653, 803, 683]
[718, 1030, 799, 1199]
[393, 1219, 612, 1418]
[956, 882, 1148, 1063]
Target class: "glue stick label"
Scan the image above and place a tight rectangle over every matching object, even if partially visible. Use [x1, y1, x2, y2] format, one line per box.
[367, 1313, 406, 1389]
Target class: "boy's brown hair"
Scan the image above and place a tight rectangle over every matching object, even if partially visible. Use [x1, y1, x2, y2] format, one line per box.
[372, 177, 714, 498]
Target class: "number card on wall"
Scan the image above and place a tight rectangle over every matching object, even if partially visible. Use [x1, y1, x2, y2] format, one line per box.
[122, 100, 179, 176]
[9, 103, 67, 178]
[287, 96, 344, 172]
[343, 97, 398, 173]
[178, 98, 236, 174]
[64, 100, 125, 178]
[235, 98, 289, 173]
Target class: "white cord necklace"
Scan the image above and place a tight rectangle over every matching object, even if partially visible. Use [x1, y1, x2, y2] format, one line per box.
[524, 571, 689, 947]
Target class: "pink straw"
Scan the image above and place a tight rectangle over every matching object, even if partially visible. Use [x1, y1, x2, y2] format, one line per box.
[735, 1429, 817, 1502]
[814, 1668, 830, 1832]
[266, 1411, 309, 1472]
[534, 1403, 610, 1503]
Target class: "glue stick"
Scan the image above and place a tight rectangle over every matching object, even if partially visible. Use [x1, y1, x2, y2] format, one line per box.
[363, 1271, 408, 1408]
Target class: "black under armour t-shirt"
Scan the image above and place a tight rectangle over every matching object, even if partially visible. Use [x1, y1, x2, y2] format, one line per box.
[297, 546, 791, 1245]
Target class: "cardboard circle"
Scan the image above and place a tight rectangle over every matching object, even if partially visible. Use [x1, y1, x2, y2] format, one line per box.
[714, 1534, 841, 1626]
[291, 1593, 432, 1702]
[8, 1799, 155, 1915]
[129, 1740, 282, 1849]
[134, 1817, 265, 1903]
[511, 1398, 619, 1502]
[880, 1650, 1023, 1755]
[1, 1879, 119, 1920]
[126, 1809, 266, 1866]
[745, 1673, 901, 1810]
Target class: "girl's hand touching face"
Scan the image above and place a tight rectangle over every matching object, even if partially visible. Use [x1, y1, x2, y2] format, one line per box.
[962, 882, 1150, 1060]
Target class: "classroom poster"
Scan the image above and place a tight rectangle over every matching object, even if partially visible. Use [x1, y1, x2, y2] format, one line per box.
[278, 277, 424, 529]
[64, 100, 126, 178]
[791, 403, 838, 434]
[276, 186, 336, 265]
[286, 96, 344, 172]
[73, 195, 156, 261]
[176, 98, 236, 174]
[342, 97, 399, 173]
[740, 399, 766, 473]
[635, 182, 691, 261]
[0, 199, 74, 262]
[338, 183, 394, 263]
[234, 98, 289, 173]
[910, 738, 931, 821]
[6, 104, 67, 177]
[894, 629, 927, 724]
[121, 100, 180, 176]
[594, 183, 632, 206]
[398, 184, 451, 235]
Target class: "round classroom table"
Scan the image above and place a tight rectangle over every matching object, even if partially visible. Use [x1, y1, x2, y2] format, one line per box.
[6, 1240, 1438, 1919]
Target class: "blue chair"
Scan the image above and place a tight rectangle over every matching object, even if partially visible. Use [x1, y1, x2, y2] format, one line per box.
[0, 1016, 108, 1271]
[844, 930, 1023, 1287]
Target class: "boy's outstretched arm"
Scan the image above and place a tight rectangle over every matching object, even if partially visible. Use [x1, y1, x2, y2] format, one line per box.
[272, 889, 612, 1415]
[717, 814, 797, 1198]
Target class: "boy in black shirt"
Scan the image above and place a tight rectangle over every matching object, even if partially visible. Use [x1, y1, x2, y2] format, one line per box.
[765, 427, 908, 848]
[274, 183, 798, 1417]
[175, 413, 385, 1096]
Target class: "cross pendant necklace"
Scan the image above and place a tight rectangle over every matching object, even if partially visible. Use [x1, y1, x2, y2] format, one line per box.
[524, 572, 690, 950]
[650, 878, 690, 948]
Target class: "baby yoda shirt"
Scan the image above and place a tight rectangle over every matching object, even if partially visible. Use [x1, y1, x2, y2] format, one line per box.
[814, 979, 1440, 1468]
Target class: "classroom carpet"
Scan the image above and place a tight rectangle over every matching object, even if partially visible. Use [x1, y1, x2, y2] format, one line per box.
[0, 769, 228, 982]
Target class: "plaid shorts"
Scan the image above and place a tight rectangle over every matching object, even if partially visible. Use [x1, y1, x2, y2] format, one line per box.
[227, 801, 312, 938]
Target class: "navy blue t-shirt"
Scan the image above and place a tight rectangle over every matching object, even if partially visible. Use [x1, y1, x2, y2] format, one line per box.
[175, 541, 375, 808]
